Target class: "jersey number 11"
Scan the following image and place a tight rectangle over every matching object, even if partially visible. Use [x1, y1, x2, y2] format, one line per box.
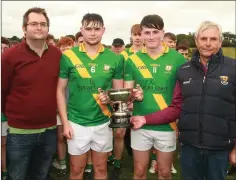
[153, 67, 157, 73]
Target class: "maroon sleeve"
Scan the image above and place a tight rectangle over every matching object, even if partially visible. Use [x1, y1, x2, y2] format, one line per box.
[144, 81, 183, 124]
[1, 52, 14, 113]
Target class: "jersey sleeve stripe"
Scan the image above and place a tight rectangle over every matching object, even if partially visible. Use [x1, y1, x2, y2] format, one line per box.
[92, 94, 112, 118]
[130, 54, 153, 78]
[64, 50, 91, 78]
[153, 94, 177, 131]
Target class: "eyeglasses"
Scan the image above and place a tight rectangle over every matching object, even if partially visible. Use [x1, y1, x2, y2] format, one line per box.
[26, 22, 48, 28]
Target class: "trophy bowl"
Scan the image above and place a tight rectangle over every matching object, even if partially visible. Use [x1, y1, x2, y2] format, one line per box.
[107, 88, 133, 128]
[107, 88, 133, 102]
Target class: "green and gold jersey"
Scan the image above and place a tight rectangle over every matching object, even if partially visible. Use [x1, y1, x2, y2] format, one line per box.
[124, 44, 186, 131]
[59, 43, 123, 126]
[121, 46, 137, 71]
[120, 47, 136, 61]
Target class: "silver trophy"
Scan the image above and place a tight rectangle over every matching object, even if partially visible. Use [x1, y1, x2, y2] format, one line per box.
[99, 85, 140, 128]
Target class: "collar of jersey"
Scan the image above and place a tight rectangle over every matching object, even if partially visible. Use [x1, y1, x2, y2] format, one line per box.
[79, 42, 105, 53]
[129, 46, 135, 53]
[141, 42, 169, 54]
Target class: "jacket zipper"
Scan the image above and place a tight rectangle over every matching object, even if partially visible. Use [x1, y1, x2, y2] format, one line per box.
[198, 62, 209, 147]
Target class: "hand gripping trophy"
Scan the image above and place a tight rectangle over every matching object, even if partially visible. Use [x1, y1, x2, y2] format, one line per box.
[98, 85, 141, 128]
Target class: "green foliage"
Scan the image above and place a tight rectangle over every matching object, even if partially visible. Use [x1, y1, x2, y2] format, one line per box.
[222, 40, 232, 47]
[125, 44, 132, 48]
[8, 36, 21, 42]
[223, 32, 236, 42]
[177, 32, 236, 48]
[176, 33, 195, 47]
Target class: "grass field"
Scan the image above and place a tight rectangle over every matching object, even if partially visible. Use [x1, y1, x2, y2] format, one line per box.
[48, 148, 236, 180]
[222, 47, 236, 59]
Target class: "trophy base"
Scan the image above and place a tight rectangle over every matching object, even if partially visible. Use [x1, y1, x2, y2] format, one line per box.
[109, 114, 133, 128]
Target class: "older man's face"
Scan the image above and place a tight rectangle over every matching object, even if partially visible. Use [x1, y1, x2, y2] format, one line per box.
[111, 45, 124, 54]
[195, 27, 222, 58]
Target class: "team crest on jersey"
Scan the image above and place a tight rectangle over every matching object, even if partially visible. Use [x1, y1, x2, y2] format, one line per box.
[103, 64, 110, 71]
[165, 65, 172, 71]
[220, 76, 228, 85]
[165, 65, 172, 73]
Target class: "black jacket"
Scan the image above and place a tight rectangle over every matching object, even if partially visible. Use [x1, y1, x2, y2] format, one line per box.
[177, 49, 236, 150]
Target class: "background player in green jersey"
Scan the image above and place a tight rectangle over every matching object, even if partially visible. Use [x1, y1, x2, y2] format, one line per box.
[121, 24, 144, 61]
[110, 23, 144, 180]
[124, 15, 186, 180]
[57, 13, 123, 180]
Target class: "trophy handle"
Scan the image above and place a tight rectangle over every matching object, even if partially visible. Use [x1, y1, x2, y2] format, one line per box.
[98, 88, 104, 94]
[98, 88, 112, 105]
[127, 84, 141, 105]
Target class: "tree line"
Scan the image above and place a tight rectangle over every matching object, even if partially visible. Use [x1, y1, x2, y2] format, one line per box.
[176, 32, 236, 47]
[6, 32, 236, 48]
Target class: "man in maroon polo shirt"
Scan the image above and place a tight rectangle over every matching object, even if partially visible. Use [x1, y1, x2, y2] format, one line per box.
[1, 7, 62, 180]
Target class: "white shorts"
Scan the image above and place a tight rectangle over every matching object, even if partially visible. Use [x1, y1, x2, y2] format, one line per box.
[57, 114, 62, 126]
[1, 122, 8, 136]
[68, 121, 113, 155]
[131, 129, 176, 152]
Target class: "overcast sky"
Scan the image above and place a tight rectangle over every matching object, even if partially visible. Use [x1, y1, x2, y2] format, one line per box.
[1, 1, 235, 45]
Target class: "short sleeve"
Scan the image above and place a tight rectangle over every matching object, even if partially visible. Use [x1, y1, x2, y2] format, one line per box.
[113, 54, 124, 80]
[59, 54, 70, 79]
[124, 58, 135, 81]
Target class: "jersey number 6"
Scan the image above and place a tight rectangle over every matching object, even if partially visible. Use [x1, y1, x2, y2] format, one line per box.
[91, 66, 96, 73]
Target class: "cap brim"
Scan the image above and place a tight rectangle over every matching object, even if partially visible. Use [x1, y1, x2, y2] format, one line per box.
[112, 43, 124, 46]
